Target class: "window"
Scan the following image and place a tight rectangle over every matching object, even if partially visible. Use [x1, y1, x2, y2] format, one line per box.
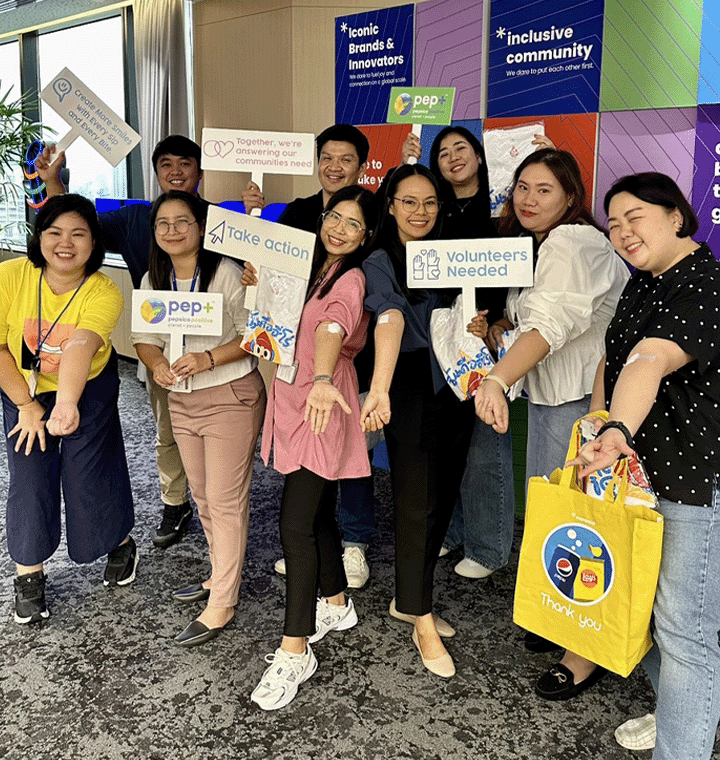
[0, 39, 24, 249]
[38, 15, 128, 202]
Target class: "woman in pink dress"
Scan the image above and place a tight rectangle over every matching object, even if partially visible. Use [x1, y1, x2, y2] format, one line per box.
[250, 185, 378, 711]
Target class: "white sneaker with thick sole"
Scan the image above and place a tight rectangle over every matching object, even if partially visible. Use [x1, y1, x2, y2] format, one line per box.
[250, 645, 318, 711]
[343, 546, 370, 588]
[308, 597, 358, 643]
[274, 557, 286, 575]
[614, 713, 656, 750]
[454, 557, 493, 579]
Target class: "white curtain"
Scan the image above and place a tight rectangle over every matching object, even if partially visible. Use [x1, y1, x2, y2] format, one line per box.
[133, 0, 190, 200]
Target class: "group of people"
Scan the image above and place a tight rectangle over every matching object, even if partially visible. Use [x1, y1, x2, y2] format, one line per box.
[1, 121, 717, 759]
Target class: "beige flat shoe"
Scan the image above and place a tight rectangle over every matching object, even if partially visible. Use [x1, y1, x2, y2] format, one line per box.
[411, 628, 455, 678]
[389, 598, 456, 638]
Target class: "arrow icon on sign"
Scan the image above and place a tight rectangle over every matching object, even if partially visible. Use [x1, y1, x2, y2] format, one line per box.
[208, 220, 226, 245]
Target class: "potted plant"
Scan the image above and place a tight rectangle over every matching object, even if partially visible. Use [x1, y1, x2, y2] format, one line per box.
[0, 82, 49, 253]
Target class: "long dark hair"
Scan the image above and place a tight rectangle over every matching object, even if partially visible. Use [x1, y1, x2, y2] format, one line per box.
[375, 164, 442, 304]
[497, 148, 604, 239]
[307, 185, 378, 300]
[429, 126, 490, 218]
[148, 190, 221, 292]
[28, 194, 105, 274]
[603, 172, 698, 237]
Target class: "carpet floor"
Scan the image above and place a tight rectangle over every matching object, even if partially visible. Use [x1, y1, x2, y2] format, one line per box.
[0, 358, 705, 760]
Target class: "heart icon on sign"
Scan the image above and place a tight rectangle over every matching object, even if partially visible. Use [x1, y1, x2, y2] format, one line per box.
[203, 140, 235, 159]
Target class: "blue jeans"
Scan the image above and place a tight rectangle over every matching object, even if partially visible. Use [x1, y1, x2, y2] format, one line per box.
[640, 494, 720, 760]
[338, 470, 375, 549]
[443, 416, 515, 570]
[525, 396, 591, 487]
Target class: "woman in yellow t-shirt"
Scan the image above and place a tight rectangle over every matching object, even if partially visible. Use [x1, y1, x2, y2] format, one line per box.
[0, 194, 136, 625]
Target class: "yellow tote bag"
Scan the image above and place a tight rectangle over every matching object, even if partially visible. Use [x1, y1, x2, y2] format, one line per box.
[513, 417, 664, 678]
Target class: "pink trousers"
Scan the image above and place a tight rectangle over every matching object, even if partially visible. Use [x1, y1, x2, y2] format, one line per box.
[169, 369, 266, 608]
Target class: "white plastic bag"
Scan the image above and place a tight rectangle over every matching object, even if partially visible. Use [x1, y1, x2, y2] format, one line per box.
[242, 268, 306, 366]
[430, 296, 495, 400]
[484, 123, 544, 217]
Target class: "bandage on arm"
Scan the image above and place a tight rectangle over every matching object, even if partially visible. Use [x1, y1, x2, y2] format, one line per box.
[56, 328, 103, 404]
[370, 309, 404, 393]
[313, 321, 345, 380]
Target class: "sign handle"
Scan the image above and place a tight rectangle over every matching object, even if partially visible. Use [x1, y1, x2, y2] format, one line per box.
[168, 333, 190, 393]
[407, 124, 422, 165]
[250, 171, 263, 217]
[462, 287, 476, 327]
[55, 127, 80, 154]
[243, 261, 258, 311]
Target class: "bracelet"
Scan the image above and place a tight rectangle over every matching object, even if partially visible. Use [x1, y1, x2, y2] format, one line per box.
[481, 374, 510, 394]
[205, 350, 215, 371]
[313, 375, 333, 384]
[597, 420, 634, 449]
[16, 399, 35, 410]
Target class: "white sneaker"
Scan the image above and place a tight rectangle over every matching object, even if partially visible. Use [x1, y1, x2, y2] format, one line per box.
[274, 557, 286, 575]
[343, 546, 370, 588]
[250, 645, 318, 711]
[308, 597, 358, 643]
[454, 557, 493, 579]
[614, 713, 656, 750]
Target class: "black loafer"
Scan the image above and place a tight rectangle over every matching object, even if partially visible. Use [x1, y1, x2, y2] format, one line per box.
[524, 631, 562, 653]
[172, 583, 210, 603]
[535, 662, 607, 701]
[174, 619, 225, 648]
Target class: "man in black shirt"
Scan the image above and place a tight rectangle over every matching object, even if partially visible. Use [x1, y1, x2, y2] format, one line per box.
[241, 124, 370, 232]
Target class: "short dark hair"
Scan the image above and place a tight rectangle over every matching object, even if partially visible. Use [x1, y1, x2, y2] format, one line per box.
[497, 148, 604, 237]
[316, 124, 370, 166]
[151, 135, 202, 174]
[603, 172, 698, 238]
[149, 190, 221, 292]
[27, 194, 105, 274]
[309, 184, 378, 300]
[429, 126, 491, 218]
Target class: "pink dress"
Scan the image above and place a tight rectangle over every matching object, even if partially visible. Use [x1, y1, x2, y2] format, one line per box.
[261, 265, 371, 480]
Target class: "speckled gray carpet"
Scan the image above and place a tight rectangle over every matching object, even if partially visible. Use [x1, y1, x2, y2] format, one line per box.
[0, 358, 707, 760]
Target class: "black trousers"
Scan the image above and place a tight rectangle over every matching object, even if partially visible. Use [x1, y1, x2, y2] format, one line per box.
[280, 467, 347, 637]
[385, 350, 475, 616]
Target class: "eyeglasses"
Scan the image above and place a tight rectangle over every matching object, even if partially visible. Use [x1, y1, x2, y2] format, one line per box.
[321, 209, 366, 235]
[154, 219, 197, 235]
[393, 197, 441, 214]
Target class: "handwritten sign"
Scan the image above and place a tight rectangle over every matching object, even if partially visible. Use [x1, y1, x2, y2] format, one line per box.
[131, 290, 223, 392]
[40, 67, 140, 166]
[407, 237, 534, 322]
[201, 128, 315, 175]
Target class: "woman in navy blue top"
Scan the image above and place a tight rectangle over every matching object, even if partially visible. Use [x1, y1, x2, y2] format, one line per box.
[360, 164, 476, 678]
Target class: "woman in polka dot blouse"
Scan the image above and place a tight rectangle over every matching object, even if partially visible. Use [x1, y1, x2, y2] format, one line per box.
[571, 172, 720, 760]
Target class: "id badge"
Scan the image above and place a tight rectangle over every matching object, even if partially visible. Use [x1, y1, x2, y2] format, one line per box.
[28, 369, 38, 398]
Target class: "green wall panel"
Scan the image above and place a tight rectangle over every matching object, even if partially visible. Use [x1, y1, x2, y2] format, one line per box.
[600, 0, 703, 111]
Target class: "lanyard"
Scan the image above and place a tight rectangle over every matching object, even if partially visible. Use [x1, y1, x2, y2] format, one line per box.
[170, 264, 199, 292]
[36, 271, 87, 363]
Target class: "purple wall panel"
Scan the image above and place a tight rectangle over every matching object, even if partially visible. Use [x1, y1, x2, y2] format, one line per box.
[415, 0, 484, 120]
[594, 108, 697, 220]
[692, 105, 720, 254]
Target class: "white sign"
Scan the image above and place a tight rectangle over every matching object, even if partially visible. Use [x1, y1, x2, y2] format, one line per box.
[201, 128, 315, 176]
[131, 290, 223, 392]
[40, 67, 141, 166]
[407, 237, 534, 322]
[204, 204, 315, 310]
